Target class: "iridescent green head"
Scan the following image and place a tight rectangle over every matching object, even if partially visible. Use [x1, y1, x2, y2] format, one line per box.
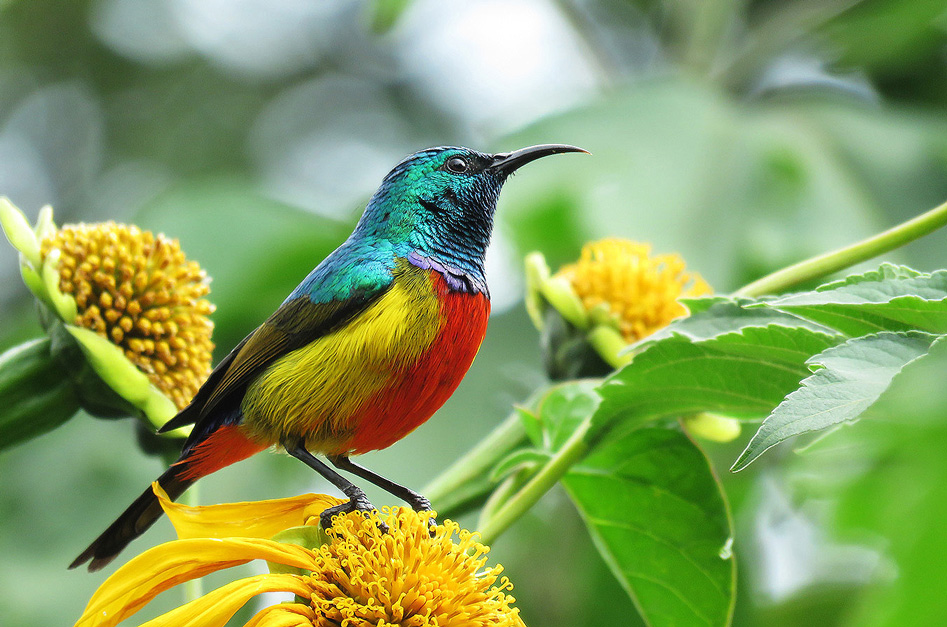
[355, 144, 587, 271]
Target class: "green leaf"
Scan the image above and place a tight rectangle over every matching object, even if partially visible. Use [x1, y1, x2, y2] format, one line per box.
[732, 331, 941, 471]
[785, 335, 947, 626]
[563, 423, 735, 627]
[535, 379, 600, 451]
[595, 325, 840, 434]
[814, 263, 923, 289]
[761, 266, 947, 335]
[642, 296, 836, 346]
[515, 405, 543, 448]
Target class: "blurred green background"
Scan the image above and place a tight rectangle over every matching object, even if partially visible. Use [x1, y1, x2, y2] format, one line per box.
[1, 1, 947, 625]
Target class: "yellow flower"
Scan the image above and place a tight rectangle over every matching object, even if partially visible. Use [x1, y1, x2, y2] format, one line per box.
[526, 238, 739, 442]
[41, 222, 215, 410]
[557, 239, 711, 343]
[526, 238, 710, 369]
[0, 197, 214, 434]
[76, 486, 526, 627]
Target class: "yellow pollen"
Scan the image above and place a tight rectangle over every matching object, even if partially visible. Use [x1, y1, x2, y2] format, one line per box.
[41, 222, 214, 410]
[556, 238, 711, 342]
[305, 508, 524, 626]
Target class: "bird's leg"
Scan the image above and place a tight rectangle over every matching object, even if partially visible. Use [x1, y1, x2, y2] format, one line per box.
[327, 455, 433, 513]
[284, 441, 378, 529]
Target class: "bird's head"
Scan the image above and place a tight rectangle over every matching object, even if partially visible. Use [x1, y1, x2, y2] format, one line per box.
[357, 144, 587, 269]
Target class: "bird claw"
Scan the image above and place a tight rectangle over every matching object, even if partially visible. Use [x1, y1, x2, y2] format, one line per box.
[319, 496, 378, 530]
[407, 497, 437, 536]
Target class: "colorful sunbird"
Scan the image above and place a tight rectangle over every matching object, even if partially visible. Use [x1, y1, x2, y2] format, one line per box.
[71, 143, 587, 571]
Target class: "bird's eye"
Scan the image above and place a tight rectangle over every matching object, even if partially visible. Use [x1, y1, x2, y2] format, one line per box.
[445, 156, 469, 173]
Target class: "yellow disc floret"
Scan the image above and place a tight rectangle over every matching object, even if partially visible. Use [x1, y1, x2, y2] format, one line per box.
[40, 223, 214, 409]
[556, 238, 711, 342]
[307, 508, 524, 626]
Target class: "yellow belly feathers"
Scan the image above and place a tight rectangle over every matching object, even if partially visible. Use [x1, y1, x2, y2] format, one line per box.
[240, 262, 441, 453]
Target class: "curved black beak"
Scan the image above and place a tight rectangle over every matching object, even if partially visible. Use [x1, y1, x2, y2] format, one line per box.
[488, 144, 589, 175]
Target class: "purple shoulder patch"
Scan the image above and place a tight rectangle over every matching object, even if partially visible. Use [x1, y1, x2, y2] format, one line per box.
[408, 251, 487, 295]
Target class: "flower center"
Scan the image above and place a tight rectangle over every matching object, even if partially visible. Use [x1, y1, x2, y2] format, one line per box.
[41, 222, 214, 410]
[556, 238, 711, 342]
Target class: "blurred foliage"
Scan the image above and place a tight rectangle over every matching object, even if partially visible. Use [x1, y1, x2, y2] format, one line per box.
[1, 0, 946, 626]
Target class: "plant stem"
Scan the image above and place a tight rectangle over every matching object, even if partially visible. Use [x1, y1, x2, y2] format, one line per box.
[736, 198, 947, 297]
[180, 483, 203, 602]
[423, 409, 528, 512]
[478, 419, 590, 546]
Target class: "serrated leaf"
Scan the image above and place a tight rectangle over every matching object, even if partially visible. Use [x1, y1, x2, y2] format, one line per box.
[732, 331, 941, 471]
[679, 295, 732, 315]
[595, 325, 841, 434]
[761, 267, 947, 336]
[563, 423, 735, 627]
[640, 296, 836, 347]
[814, 263, 923, 291]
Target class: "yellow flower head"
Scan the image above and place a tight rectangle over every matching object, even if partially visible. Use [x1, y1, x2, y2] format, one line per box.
[76, 487, 525, 627]
[41, 223, 214, 410]
[0, 198, 213, 432]
[525, 238, 710, 370]
[525, 238, 740, 441]
[556, 238, 711, 343]
[309, 509, 520, 626]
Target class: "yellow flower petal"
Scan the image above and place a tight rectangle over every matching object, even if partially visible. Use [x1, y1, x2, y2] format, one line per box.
[76, 496, 525, 627]
[138, 575, 312, 627]
[245, 603, 316, 627]
[154, 482, 342, 540]
[75, 539, 319, 627]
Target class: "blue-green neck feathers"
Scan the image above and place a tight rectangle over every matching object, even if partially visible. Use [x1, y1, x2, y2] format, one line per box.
[353, 146, 505, 285]
[290, 144, 587, 305]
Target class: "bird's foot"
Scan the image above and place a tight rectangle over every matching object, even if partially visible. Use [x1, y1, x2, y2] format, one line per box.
[407, 494, 432, 513]
[319, 494, 374, 529]
[405, 494, 437, 535]
[319, 493, 388, 532]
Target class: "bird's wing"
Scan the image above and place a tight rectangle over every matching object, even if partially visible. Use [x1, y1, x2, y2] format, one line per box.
[158, 284, 389, 434]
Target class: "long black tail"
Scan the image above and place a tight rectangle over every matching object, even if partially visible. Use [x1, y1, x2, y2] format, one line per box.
[69, 463, 195, 572]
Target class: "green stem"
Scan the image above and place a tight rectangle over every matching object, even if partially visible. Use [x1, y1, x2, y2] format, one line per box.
[180, 483, 203, 602]
[423, 409, 528, 514]
[736, 198, 947, 297]
[477, 469, 527, 532]
[0, 337, 80, 451]
[678, 0, 739, 76]
[478, 419, 590, 546]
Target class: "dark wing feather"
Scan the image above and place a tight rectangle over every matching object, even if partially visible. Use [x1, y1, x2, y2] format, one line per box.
[158, 287, 387, 435]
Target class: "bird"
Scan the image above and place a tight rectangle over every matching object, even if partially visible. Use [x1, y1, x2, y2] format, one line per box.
[70, 143, 587, 571]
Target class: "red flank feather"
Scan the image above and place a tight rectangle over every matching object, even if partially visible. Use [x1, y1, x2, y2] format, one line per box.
[175, 424, 267, 481]
[347, 271, 491, 454]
